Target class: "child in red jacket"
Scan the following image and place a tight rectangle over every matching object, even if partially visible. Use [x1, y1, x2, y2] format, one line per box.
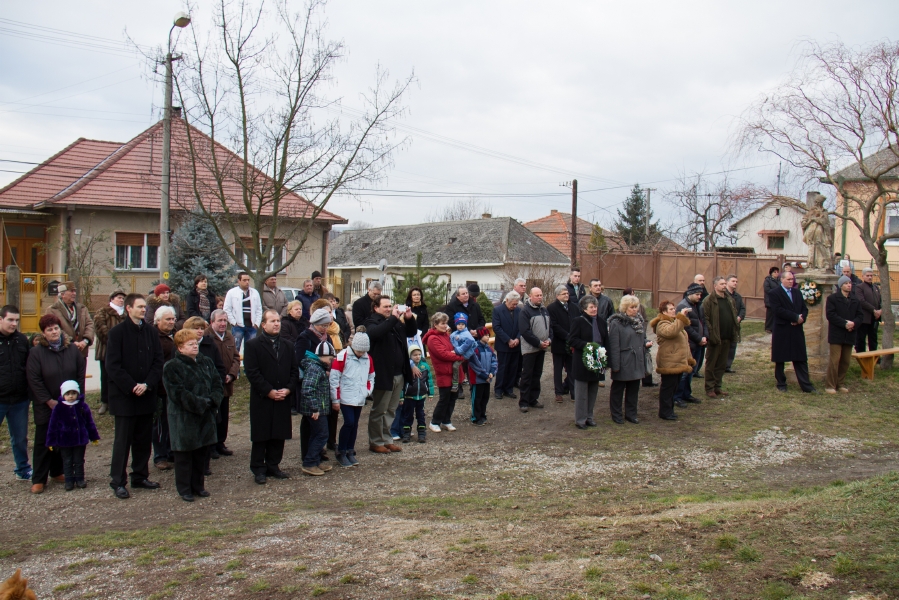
[421, 313, 463, 434]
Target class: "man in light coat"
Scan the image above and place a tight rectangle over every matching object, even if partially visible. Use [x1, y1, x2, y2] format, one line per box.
[517, 288, 552, 413]
[45, 281, 94, 358]
[223, 272, 262, 354]
[261, 276, 288, 317]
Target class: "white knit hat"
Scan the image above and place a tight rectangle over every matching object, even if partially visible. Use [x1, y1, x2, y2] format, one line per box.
[351, 332, 370, 353]
[60, 380, 80, 396]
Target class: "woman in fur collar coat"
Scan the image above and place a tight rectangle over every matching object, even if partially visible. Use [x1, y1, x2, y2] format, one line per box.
[649, 302, 696, 421]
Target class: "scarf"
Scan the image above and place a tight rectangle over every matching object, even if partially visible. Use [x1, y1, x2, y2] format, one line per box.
[49, 337, 63, 351]
[109, 302, 125, 316]
[65, 302, 78, 329]
[198, 290, 210, 318]
[611, 311, 645, 335]
[590, 315, 603, 344]
[311, 326, 328, 343]
[261, 331, 280, 358]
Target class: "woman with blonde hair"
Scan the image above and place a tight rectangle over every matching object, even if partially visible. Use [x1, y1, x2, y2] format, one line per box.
[606, 295, 651, 424]
[649, 300, 695, 421]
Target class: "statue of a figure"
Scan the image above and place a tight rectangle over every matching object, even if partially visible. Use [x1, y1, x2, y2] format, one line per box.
[801, 193, 832, 270]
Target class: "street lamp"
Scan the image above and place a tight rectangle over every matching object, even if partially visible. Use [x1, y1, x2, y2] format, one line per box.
[159, 11, 191, 283]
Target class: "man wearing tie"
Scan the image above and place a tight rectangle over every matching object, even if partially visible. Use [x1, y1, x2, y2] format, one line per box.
[767, 270, 817, 393]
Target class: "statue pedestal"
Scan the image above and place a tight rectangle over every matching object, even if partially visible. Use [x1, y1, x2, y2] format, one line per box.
[803, 272, 839, 375]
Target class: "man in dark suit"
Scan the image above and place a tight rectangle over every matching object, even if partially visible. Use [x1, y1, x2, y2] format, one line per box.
[245, 310, 299, 484]
[547, 285, 578, 403]
[351, 281, 382, 332]
[492, 291, 522, 400]
[768, 271, 816, 393]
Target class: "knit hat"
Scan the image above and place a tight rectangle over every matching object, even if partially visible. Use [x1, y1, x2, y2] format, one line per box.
[351, 332, 370, 353]
[476, 327, 490, 339]
[467, 283, 481, 296]
[408, 343, 423, 357]
[109, 288, 126, 300]
[837, 275, 852, 288]
[310, 308, 332, 326]
[311, 270, 323, 279]
[60, 380, 80, 396]
[685, 283, 704, 296]
[154, 284, 171, 296]
[315, 340, 335, 357]
[454, 312, 468, 325]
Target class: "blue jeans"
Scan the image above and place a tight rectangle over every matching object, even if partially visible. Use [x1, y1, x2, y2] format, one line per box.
[338, 405, 363, 453]
[0, 400, 31, 477]
[302, 415, 329, 468]
[390, 402, 405, 439]
[231, 325, 256, 355]
[675, 346, 701, 401]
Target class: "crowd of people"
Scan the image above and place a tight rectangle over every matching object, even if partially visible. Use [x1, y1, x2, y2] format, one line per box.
[0, 259, 886, 499]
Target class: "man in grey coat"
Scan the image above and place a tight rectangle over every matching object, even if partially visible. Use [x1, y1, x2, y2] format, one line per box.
[517, 288, 551, 413]
[261, 276, 288, 317]
[725, 275, 745, 373]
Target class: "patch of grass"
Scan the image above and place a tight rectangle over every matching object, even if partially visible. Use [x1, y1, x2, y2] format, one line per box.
[633, 582, 656, 594]
[832, 552, 859, 575]
[583, 566, 603, 581]
[461, 574, 478, 584]
[248, 579, 270, 592]
[349, 500, 365, 508]
[0, 550, 16, 559]
[231, 572, 247, 580]
[736, 546, 762, 562]
[53, 583, 76, 592]
[312, 569, 331, 578]
[715, 534, 739, 550]
[237, 547, 254, 555]
[662, 561, 680, 572]
[436, 508, 452, 517]
[403, 533, 420, 541]
[760, 581, 793, 600]
[339, 574, 357, 584]
[188, 572, 203, 582]
[224, 559, 242, 571]
[698, 516, 719, 528]
[698, 559, 722, 572]
[196, 551, 211, 558]
[542, 552, 559, 561]
[784, 558, 812, 579]
[66, 557, 100, 571]
[610, 540, 630, 555]
[164, 581, 181, 589]
[294, 564, 308, 572]
[311, 586, 330, 597]
[458, 537, 471, 544]
[281, 585, 303, 593]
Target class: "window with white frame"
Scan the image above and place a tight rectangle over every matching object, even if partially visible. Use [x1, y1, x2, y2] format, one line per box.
[234, 238, 286, 274]
[885, 204, 899, 243]
[115, 232, 159, 270]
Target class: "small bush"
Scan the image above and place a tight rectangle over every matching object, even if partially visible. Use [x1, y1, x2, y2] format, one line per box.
[610, 541, 630, 555]
[248, 580, 270, 592]
[760, 581, 793, 600]
[716, 534, 739, 550]
[583, 566, 602, 581]
[311, 586, 330, 597]
[461, 574, 478, 584]
[339, 575, 357, 584]
[699, 559, 722, 572]
[736, 546, 762, 562]
[832, 553, 859, 575]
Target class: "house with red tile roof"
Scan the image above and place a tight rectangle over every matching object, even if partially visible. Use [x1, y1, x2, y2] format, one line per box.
[0, 117, 346, 305]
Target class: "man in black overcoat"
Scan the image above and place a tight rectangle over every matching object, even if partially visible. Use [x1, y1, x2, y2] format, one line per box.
[547, 285, 579, 403]
[245, 310, 299, 484]
[768, 271, 816, 393]
[106, 294, 165, 499]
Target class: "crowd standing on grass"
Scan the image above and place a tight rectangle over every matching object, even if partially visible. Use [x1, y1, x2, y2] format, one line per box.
[0, 257, 886, 499]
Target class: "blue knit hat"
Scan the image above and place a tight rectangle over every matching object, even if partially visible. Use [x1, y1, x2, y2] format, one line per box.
[454, 312, 468, 325]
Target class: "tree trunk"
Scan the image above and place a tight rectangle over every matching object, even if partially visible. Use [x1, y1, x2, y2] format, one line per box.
[876, 257, 894, 369]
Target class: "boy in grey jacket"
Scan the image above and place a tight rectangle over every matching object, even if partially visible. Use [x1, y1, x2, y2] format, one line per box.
[517, 288, 552, 412]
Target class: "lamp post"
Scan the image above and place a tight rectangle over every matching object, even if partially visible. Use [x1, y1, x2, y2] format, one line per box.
[159, 11, 191, 283]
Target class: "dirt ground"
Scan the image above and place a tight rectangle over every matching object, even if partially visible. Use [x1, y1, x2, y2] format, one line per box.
[1, 329, 898, 599]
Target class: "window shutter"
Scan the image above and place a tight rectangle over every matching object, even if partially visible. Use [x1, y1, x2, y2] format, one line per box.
[146, 234, 160, 247]
[116, 232, 145, 246]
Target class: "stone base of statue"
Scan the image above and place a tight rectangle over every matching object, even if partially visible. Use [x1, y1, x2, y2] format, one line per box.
[803, 271, 839, 375]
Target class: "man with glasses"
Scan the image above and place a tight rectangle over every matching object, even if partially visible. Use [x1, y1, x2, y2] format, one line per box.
[768, 271, 816, 393]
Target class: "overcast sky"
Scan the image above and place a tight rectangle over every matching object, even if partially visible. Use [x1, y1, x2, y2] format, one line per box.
[1, 1, 897, 230]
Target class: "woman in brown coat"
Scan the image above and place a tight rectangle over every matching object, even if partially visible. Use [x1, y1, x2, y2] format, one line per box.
[649, 301, 695, 421]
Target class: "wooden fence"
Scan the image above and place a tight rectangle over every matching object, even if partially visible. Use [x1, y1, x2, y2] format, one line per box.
[578, 251, 809, 319]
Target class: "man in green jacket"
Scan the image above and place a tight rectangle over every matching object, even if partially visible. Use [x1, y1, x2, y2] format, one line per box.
[701, 276, 739, 399]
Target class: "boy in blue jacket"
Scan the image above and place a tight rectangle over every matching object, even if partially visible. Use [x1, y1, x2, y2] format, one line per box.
[449, 312, 477, 396]
[299, 341, 336, 477]
[468, 328, 498, 426]
[402, 344, 434, 443]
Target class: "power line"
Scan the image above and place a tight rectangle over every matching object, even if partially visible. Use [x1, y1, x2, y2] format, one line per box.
[0, 64, 140, 106]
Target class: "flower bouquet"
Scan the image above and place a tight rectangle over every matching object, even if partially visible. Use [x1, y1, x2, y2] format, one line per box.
[583, 342, 607, 374]
[799, 280, 822, 306]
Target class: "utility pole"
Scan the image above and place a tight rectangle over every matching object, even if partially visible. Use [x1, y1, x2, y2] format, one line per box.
[776, 162, 782, 196]
[159, 12, 191, 284]
[570, 179, 578, 268]
[644, 187, 656, 240]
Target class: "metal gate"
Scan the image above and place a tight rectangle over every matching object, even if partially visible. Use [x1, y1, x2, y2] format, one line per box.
[19, 273, 66, 333]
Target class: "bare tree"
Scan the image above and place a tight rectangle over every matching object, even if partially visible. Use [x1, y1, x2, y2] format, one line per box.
[173, 0, 414, 290]
[666, 172, 766, 251]
[497, 263, 565, 297]
[425, 198, 494, 222]
[348, 221, 375, 230]
[42, 216, 114, 310]
[737, 40, 899, 365]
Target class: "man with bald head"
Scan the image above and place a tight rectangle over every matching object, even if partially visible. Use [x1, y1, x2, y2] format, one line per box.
[517, 287, 551, 413]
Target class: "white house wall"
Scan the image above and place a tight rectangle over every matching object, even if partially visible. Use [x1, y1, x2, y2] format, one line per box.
[732, 206, 808, 255]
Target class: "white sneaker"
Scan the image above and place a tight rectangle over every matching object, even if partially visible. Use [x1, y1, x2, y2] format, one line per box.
[442, 423, 457, 432]
[428, 423, 441, 433]
[392, 435, 401, 440]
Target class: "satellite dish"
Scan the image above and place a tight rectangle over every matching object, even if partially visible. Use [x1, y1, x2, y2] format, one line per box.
[378, 259, 388, 272]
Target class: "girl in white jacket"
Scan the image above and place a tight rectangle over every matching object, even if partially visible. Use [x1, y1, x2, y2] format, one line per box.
[328, 332, 375, 467]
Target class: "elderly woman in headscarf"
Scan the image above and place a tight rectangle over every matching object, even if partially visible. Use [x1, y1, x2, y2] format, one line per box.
[567, 295, 609, 429]
[606, 294, 652, 425]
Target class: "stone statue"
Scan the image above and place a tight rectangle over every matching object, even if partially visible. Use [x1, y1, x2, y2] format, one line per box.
[801, 192, 832, 270]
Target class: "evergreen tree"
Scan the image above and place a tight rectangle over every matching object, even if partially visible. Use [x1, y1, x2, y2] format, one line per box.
[476, 291, 494, 323]
[392, 252, 447, 313]
[588, 223, 607, 252]
[614, 184, 661, 248]
[168, 212, 237, 299]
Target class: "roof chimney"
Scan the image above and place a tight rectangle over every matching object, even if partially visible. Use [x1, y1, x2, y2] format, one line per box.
[172, 106, 182, 119]
[550, 209, 558, 214]
[482, 213, 492, 219]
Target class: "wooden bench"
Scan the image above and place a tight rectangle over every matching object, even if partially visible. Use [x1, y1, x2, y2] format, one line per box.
[852, 348, 899, 380]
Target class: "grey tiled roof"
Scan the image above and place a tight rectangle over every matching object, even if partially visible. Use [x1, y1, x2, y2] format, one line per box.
[831, 146, 899, 181]
[328, 217, 570, 268]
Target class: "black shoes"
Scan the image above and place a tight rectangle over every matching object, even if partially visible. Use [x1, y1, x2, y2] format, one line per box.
[195, 490, 210, 497]
[533, 402, 545, 409]
[575, 423, 588, 430]
[625, 416, 639, 424]
[694, 373, 704, 379]
[181, 494, 195, 502]
[659, 414, 678, 421]
[209, 448, 220, 460]
[504, 392, 518, 400]
[725, 368, 736, 373]
[495, 394, 504, 400]
[268, 469, 290, 479]
[204, 468, 212, 476]
[612, 417, 624, 425]
[684, 396, 702, 404]
[114, 486, 130, 499]
[586, 420, 597, 427]
[674, 400, 688, 408]
[254, 473, 267, 485]
[519, 406, 529, 413]
[132, 480, 160, 490]
[216, 445, 234, 456]
[65, 481, 75, 491]
[75, 480, 87, 489]
[401, 432, 411, 443]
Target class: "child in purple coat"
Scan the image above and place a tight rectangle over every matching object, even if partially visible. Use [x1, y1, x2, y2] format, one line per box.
[46, 380, 100, 490]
